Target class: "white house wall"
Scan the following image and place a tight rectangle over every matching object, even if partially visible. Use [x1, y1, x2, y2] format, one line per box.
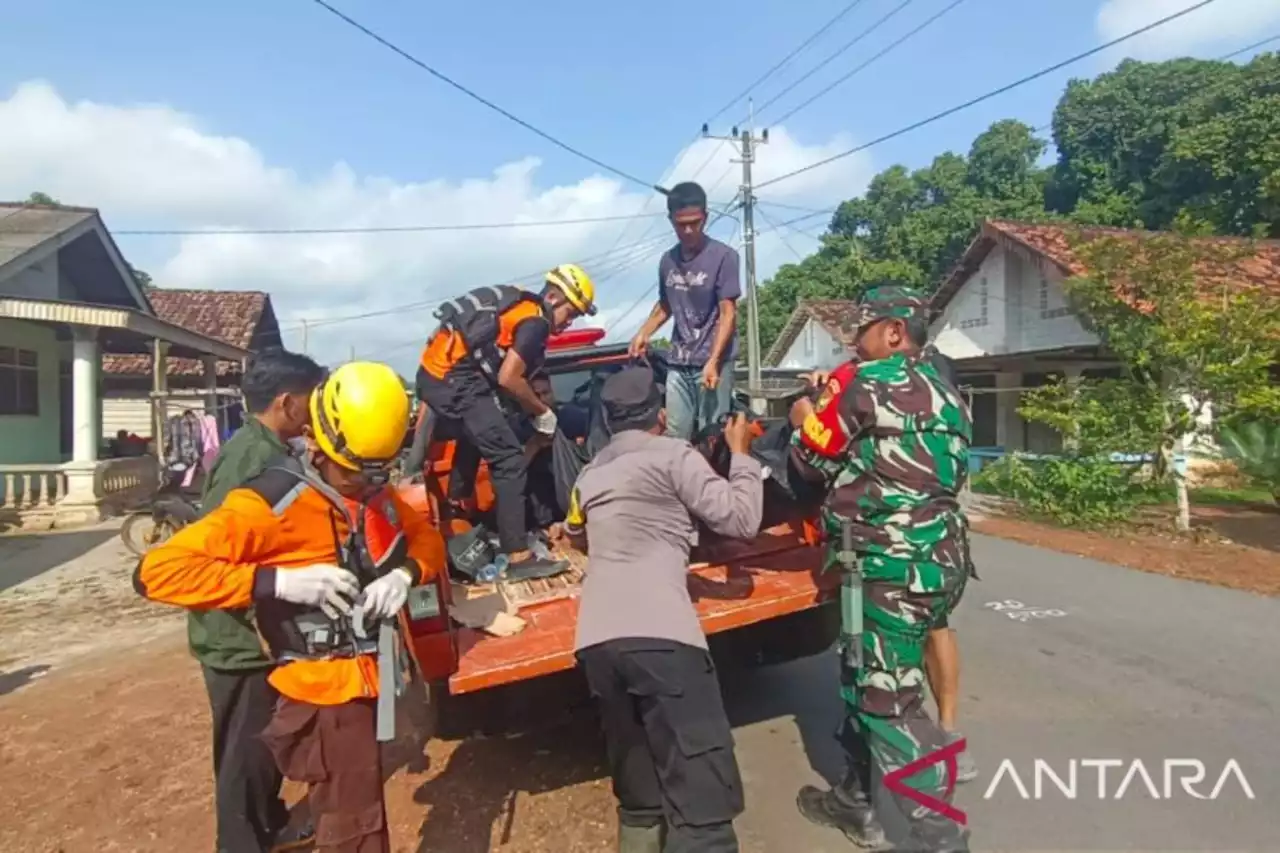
[932, 248, 1006, 359]
[931, 243, 1100, 360]
[776, 318, 849, 370]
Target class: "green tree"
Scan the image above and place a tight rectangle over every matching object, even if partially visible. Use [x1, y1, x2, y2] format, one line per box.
[1047, 53, 1280, 236]
[129, 264, 154, 290]
[27, 191, 59, 206]
[1047, 230, 1280, 530]
[756, 120, 1050, 352]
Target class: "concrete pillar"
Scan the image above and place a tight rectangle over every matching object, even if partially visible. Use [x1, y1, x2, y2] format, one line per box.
[994, 371, 1021, 451]
[202, 355, 219, 432]
[71, 328, 99, 464]
[152, 340, 170, 461]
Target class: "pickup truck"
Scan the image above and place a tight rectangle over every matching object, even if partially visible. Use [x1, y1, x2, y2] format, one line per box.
[393, 327, 840, 728]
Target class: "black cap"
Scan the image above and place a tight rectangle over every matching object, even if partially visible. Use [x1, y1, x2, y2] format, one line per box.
[601, 365, 662, 432]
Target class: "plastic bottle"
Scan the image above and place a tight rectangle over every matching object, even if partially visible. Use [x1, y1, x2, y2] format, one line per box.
[475, 554, 510, 583]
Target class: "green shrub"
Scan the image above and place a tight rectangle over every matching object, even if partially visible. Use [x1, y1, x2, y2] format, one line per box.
[1216, 420, 1280, 504]
[971, 453, 1144, 527]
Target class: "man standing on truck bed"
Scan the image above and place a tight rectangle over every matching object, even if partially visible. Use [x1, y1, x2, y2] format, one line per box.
[417, 265, 597, 572]
[788, 286, 974, 853]
[137, 361, 448, 853]
[628, 181, 740, 441]
[190, 346, 327, 853]
[564, 365, 762, 853]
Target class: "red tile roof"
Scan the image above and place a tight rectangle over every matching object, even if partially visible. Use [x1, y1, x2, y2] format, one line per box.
[764, 299, 862, 366]
[934, 220, 1280, 312]
[103, 288, 272, 377]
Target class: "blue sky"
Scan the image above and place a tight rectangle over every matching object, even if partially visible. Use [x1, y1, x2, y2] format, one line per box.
[2, 0, 1276, 370]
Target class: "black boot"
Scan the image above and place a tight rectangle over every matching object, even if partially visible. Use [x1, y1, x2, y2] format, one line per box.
[796, 774, 889, 849]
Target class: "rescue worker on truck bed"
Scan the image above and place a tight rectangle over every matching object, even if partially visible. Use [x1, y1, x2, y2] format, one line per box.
[135, 361, 448, 853]
[562, 364, 764, 853]
[417, 265, 597, 572]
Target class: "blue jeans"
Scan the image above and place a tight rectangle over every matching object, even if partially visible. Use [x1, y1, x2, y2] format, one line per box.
[664, 363, 735, 441]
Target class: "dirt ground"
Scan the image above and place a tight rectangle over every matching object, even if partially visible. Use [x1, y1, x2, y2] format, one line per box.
[0, 522, 623, 853]
[972, 502, 1280, 597]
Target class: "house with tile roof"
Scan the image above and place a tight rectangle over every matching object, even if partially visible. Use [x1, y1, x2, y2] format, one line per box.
[100, 288, 281, 441]
[0, 201, 254, 528]
[764, 300, 863, 371]
[929, 219, 1280, 454]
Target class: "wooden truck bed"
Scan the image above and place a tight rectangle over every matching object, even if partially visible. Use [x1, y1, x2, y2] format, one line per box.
[447, 524, 833, 694]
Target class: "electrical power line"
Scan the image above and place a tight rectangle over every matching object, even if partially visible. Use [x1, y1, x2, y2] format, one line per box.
[367, 227, 692, 358]
[753, 0, 917, 120]
[770, 0, 971, 126]
[709, 0, 873, 125]
[109, 211, 671, 237]
[754, 205, 811, 262]
[284, 228, 682, 333]
[1031, 33, 1280, 136]
[308, 0, 657, 192]
[756, 0, 1222, 191]
[1219, 33, 1280, 61]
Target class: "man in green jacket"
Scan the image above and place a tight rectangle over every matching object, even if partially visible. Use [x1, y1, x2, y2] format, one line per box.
[192, 347, 327, 853]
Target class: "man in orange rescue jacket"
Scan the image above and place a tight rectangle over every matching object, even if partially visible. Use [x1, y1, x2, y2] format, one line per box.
[135, 361, 446, 853]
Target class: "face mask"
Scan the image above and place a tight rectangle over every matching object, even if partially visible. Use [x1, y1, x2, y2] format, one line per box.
[287, 436, 308, 456]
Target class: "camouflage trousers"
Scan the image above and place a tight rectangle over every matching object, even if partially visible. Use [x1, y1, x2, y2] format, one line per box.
[837, 554, 968, 830]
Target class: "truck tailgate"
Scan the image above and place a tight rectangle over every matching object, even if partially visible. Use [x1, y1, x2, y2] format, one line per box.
[448, 527, 834, 694]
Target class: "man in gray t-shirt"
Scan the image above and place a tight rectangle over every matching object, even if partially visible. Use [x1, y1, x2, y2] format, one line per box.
[629, 181, 741, 441]
[564, 365, 762, 853]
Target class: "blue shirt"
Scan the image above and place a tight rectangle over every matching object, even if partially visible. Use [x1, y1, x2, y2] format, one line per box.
[658, 236, 741, 367]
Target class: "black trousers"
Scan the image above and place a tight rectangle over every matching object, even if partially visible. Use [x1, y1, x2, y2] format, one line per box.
[418, 366, 529, 553]
[577, 638, 744, 853]
[203, 666, 290, 853]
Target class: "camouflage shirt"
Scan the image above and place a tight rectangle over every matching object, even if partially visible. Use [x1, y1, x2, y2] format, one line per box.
[791, 347, 973, 572]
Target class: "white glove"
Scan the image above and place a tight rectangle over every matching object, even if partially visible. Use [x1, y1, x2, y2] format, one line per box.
[532, 408, 558, 436]
[274, 565, 360, 619]
[360, 567, 414, 620]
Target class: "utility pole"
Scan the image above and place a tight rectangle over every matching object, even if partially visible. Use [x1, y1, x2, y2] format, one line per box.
[301, 318, 310, 355]
[349, 344, 356, 363]
[702, 104, 768, 413]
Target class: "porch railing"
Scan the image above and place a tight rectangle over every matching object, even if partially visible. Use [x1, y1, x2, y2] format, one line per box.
[0, 456, 158, 525]
[0, 465, 69, 513]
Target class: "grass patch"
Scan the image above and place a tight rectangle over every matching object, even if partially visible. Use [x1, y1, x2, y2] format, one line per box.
[1135, 485, 1276, 508]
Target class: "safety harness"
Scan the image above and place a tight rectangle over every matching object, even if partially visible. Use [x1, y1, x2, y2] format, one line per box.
[432, 284, 545, 384]
[249, 456, 410, 740]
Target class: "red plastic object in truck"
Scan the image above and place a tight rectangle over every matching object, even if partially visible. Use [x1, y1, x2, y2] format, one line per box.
[547, 327, 606, 350]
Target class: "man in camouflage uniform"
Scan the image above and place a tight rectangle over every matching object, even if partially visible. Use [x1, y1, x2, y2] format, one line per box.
[788, 285, 973, 852]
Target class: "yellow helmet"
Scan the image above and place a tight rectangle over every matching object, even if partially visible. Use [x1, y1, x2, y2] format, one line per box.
[545, 263, 597, 316]
[310, 361, 410, 472]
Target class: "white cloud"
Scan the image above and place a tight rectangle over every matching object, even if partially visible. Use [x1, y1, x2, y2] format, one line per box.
[1095, 0, 1280, 61]
[0, 80, 871, 376]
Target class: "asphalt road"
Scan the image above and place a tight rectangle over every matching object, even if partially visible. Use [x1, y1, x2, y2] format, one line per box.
[717, 533, 1280, 852]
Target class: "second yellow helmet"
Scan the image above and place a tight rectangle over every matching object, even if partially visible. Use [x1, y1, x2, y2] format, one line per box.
[545, 263, 597, 316]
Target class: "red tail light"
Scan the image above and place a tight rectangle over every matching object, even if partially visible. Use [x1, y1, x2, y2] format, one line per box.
[404, 574, 457, 682]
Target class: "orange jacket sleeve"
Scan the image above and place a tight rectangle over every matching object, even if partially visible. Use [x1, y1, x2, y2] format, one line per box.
[133, 489, 282, 609]
[394, 493, 447, 584]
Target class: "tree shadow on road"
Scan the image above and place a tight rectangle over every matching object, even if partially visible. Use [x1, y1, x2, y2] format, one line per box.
[0, 527, 120, 593]
[411, 669, 608, 853]
[0, 664, 52, 697]
[719, 650, 847, 785]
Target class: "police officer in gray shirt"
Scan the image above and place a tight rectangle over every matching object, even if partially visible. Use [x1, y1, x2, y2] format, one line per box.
[563, 365, 763, 853]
